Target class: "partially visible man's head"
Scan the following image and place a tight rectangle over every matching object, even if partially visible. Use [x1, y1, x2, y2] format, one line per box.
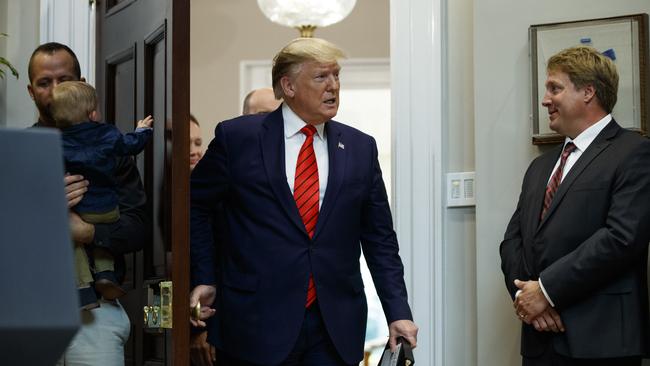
[272, 38, 346, 125]
[242, 88, 282, 115]
[28, 43, 81, 83]
[542, 46, 618, 138]
[27, 42, 82, 126]
[189, 114, 203, 171]
[51, 81, 98, 128]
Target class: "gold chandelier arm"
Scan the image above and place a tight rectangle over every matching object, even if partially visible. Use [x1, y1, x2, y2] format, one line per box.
[297, 25, 317, 38]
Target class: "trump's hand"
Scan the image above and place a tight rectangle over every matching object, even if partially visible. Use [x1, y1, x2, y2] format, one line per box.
[513, 279, 549, 323]
[189, 285, 217, 327]
[388, 319, 418, 352]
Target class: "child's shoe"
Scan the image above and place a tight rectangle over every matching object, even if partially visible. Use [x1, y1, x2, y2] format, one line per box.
[94, 271, 126, 300]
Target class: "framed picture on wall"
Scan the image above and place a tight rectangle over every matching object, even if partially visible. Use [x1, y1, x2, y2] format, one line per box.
[529, 14, 649, 145]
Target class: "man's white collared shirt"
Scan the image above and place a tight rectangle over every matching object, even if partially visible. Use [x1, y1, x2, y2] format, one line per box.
[282, 104, 329, 208]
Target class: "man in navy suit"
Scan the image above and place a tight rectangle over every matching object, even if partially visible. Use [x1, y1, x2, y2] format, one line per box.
[189, 38, 418, 366]
[501, 46, 650, 365]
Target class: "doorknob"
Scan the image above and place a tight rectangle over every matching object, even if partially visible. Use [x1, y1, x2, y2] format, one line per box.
[143, 305, 150, 324]
[143, 281, 173, 329]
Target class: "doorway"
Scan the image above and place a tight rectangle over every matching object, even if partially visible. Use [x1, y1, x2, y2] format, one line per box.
[241, 58, 392, 363]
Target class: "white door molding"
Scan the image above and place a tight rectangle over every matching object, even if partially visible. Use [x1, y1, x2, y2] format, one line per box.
[390, 0, 445, 365]
[40, 0, 95, 85]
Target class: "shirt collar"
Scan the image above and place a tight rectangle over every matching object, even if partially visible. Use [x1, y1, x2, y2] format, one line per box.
[282, 103, 326, 140]
[563, 114, 612, 152]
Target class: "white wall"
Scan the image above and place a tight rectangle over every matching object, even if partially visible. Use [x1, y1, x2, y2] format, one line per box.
[443, 0, 477, 365]
[474, 2, 650, 366]
[390, 0, 448, 364]
[0, 0, 40, 128]
[39, 0, 95, 86]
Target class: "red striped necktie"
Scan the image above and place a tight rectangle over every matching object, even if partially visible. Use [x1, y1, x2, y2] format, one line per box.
[294, 125, 319, 308]
[541, 142, 576, 220]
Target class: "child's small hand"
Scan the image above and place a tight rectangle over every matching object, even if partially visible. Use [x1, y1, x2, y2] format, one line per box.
[137, 115, 153, 129]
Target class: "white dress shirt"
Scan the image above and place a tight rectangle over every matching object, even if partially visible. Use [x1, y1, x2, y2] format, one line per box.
[538, 114, 613, 307]
[546, 114, 612, 184]
[282, 104, 329, 208]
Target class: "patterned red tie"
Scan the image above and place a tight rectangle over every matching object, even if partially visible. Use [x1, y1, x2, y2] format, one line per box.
[541, 142, 576, 219]
[294, 125, 319, 307]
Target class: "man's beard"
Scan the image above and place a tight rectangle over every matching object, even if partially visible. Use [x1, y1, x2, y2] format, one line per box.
[37, 103, 55, 125]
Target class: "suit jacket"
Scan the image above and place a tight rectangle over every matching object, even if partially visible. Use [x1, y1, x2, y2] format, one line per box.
[190, 107, 412, 365]
[500, 120, 650, 359]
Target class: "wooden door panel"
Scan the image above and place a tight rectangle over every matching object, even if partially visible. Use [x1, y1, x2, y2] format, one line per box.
[104, 45, 142, 366]
[106, 0, 133, 13]
[145, 30, 168, 279]
[96, 0, 189, 364]
[105, 47, 136, 132]
[112, 61, 136, 131]
[104, 47, 138, 292]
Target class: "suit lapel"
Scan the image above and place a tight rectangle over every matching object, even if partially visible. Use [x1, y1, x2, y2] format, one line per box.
[313, 121, 346, 240]
[260, 108, 306, 235]
[536, 121, 619, 232]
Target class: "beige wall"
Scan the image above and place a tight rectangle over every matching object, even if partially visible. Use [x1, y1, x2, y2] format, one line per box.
[444, 0, 477, 363]
[190, 0, 389, 145]
[474, 2, 650, 366]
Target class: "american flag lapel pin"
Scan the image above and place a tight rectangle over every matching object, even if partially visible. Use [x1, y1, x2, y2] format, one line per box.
[338, 142, 345, 149]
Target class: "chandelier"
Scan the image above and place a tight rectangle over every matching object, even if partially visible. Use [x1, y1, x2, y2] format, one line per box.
[257, 0, 357, 38]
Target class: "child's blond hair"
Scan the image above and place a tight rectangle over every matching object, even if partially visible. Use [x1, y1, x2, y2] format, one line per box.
[51, 81, 98, 128]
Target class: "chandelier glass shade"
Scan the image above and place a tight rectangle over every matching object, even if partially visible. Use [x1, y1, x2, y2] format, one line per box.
[257, 0, 357, 37]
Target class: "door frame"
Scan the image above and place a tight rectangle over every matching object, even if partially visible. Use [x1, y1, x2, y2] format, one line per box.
[169, 0, 191, 364]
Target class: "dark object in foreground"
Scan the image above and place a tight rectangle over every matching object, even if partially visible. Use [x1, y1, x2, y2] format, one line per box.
[378, 337, 414, 366]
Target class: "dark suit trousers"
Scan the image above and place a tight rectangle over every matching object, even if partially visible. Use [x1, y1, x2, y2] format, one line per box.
[216, 302, 355, 366]
[523, 345, 641, 366]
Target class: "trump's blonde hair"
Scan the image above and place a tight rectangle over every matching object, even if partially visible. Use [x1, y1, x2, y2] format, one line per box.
[272, 38, 346, 99]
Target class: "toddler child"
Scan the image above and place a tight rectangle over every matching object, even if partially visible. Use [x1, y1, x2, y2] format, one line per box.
[51, 80, 152, 309]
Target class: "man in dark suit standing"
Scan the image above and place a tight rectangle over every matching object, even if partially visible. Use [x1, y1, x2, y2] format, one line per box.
[500, 46, 650, 366]
[189, 37, 418, 366]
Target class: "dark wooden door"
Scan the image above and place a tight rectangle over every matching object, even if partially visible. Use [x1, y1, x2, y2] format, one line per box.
[95, 0, 190, 364]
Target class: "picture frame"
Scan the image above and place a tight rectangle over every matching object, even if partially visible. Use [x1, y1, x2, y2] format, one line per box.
[529, 14, 649, 145]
